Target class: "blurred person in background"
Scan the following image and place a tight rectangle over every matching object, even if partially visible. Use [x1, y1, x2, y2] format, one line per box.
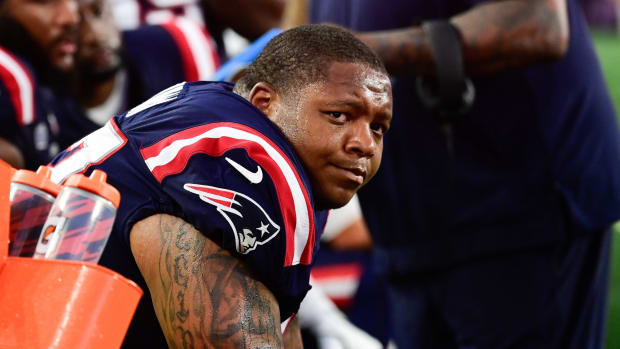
[0, 0, 79, 169]
[56, 0, 219, 148]
[108, 0, 285, 61]
[579, 0, 618, 30]
[286, 0, 620, 348]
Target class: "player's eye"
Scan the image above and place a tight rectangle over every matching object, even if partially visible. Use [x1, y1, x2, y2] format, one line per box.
[370, 122, 389, 136]
[324, 111, 348, 123]
[92, 3, 103, 16]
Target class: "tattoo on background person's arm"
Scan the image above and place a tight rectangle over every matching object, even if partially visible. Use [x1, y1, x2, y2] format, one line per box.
[131, 214, 283, 349]
[357, 0, 568, 76]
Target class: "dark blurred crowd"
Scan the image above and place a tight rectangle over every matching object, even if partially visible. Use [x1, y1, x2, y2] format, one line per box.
[0, 0, 284, 171]
[580, 0, 620, 29]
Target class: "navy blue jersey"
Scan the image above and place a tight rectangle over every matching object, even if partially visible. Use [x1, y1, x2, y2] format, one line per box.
[312, 0, 620, 272]
[0, 46, 60, 169]
[50, 82, 328, 345]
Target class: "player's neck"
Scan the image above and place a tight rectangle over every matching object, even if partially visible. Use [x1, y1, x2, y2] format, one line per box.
[80, 73, 118, 108]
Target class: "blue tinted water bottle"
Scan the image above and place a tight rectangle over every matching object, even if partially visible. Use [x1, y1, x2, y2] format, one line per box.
[34, 170, 120, 263]
[9, 166, 61, 257]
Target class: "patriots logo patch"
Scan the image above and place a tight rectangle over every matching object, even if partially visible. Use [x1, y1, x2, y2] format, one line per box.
[184, 183, 280, 254]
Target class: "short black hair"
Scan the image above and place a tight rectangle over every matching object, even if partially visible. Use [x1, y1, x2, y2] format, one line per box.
[234, 24, 387, 96]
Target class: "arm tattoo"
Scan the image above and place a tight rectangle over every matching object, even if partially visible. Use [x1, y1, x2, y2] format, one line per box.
[151, 214, 283, 349]
[454, 0, 568, 74]
[358, 0, 568, 76]
[358, 27, 434, 76]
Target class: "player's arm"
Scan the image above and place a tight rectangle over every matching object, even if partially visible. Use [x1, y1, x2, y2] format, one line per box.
[0, 89, 26, 169]
[0, 136, 24, 169]
[356, 0, 569, 76]
[282, 317, 303, 349]
[281, 0, 308, 29]
[322, 195, 373, 250]
[130, 213, 287, 348]
[202, 0, 285, 40]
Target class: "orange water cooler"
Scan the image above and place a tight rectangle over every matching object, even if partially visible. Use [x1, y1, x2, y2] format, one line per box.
[0, 161, 143, 348]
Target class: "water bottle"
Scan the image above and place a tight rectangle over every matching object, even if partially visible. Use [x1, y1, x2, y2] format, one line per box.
[34, 170, 120, 263]
[9, 166, 61, 257]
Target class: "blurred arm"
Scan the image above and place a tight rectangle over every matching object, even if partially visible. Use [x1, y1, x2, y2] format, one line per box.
[356, 0, 569, 76]
[281, 0, 309, 29]
[0, 137, 24, 169]
[131, 213, 285, 348]
[327, 217, 373, 250]
[322, 194, 373, 250]
[282, 317, 303, 349]
[202, 0, 286, 40]
[298, 283, 382, 349]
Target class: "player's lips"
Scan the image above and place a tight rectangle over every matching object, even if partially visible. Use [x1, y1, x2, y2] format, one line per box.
[56, 37, 77, 56]
[331, 163, 366, 185]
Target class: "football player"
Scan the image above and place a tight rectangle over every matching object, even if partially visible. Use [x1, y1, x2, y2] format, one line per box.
[49, 24, 392, 348]
[0, 0, 79, 169]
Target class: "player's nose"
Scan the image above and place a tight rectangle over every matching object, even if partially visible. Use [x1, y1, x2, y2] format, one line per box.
[55, 0, 80, 27]
[344, 121, 377, 158]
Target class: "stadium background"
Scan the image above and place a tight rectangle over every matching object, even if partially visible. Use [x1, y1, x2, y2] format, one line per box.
[589, 30, 619, 349]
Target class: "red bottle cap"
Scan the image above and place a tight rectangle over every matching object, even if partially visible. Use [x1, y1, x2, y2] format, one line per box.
[12, 166, 61, 197]
[64, 170, 121, 208]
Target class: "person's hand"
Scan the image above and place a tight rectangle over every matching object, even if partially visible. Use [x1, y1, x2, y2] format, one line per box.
[298, 284, 382, 349]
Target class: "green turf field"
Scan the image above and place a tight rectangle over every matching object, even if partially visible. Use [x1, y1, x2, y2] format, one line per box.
[592, 30, 620, 349]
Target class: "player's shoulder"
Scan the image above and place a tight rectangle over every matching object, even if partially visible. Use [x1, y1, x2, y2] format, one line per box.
[140, 112, 319, 265]
[0, 45, 36, 80]
[132, 81, 301, 184]
[118, 81, 262, 131]
[123, 81, 319, 264]
[0, 45, 40, 125]
[123, 18, 218, 82]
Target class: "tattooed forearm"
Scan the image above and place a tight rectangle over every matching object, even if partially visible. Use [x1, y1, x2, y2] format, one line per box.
[357, 0, 568, 76]
[131, 214, 283, 349]
[357, 27, 434, 77]
[454, 0, 568, 74]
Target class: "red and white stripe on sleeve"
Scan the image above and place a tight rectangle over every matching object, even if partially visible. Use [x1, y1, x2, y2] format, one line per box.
[162, 17, 220, 82]
[0, 46, 36, 125]
[140, 122, 317, 266]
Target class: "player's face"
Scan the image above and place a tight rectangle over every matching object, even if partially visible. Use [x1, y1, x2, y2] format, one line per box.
[279, 62, 392, 209]
[77, 0, 121, 77]
[1, 0, 79, 71]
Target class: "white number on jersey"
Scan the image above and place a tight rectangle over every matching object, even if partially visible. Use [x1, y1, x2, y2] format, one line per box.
[50, 120, 127, 184]
[126, 82, 185, 117]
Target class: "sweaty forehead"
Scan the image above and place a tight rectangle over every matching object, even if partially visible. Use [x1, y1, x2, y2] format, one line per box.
[324, 61, 390, 91]
[301, 61, 392, 108]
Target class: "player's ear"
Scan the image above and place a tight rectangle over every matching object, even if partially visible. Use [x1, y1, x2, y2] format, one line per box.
[249, 82, 282, 120]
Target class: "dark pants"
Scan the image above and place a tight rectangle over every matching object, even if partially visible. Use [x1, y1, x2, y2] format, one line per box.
[387, 228, 612, 349]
